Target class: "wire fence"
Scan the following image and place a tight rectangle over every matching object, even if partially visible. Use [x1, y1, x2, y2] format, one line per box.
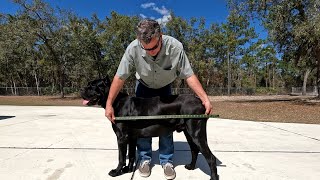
[291, 86, 318, 96]
[0, 86, 293, 96]
[0, 87, 79, 96]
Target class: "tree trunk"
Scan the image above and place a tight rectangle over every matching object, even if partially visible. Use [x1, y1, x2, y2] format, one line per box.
[317, 56, 320, 98]
[10, 80, 14, 95]
[34, 70, 40, 96]
[51, 69, 55, 94]
[316, 45, 320, 98]
[12, 79, 17, 95]
[272, 63, 275, 89]
[58, 54, 65, 98]
[58, 66, 65, 98]
[302, 68, 311, 96]
[265, 62, 268, 88]
[254, 72, 257, 88]
[227, 50, 231, 96]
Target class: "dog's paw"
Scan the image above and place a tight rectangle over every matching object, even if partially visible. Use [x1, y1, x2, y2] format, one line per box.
[128, 165, 134, 172]
[108, 169, 122, 177]
[121, 166, 130, 173]
[185, 164, 195, 170]
[210, 174, 219, 180]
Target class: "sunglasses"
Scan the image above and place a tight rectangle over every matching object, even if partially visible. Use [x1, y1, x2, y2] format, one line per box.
[140, 36, 162, 51]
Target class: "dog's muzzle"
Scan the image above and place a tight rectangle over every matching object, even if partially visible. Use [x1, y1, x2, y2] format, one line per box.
[82, 100, 90, 105]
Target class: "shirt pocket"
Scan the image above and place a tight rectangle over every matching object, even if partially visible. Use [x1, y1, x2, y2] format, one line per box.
[163, 65, 172, 70]
[157, 67, 177, 82]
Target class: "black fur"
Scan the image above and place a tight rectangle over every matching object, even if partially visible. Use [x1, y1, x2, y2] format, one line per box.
[81, 77, 219, 180]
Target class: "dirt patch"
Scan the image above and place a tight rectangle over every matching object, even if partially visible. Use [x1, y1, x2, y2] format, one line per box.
[0, 96, 83, 106]
[210, 95, 320, 124]
[0, 95, 319, 124]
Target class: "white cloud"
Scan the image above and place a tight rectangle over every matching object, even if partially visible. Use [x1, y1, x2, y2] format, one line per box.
[140, 2, 172, 26]
[141, 3, 155, 9]
[152, 6, 169, 15]
[139, 14, 156, 20]
[139, 14, 147, 19]
[156, 14, 172, 26]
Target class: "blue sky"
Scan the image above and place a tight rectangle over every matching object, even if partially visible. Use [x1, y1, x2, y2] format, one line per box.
[0, 0, 267, 38]
[1, 0, 229, 23]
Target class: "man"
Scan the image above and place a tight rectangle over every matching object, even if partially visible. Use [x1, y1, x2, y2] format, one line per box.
[105, 19, 212, 179]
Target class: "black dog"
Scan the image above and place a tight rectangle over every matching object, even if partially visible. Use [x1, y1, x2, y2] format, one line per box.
[81, 77, 219, 180]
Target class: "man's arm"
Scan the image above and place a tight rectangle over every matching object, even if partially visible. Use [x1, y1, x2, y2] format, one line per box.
[185, 74, 212, 114]
[105, 75, 125, 123]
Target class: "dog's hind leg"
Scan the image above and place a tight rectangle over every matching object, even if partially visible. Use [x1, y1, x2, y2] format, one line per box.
[108, 136, 128, 177]
[196, 136, 218, 180]
[183, 130, 199, 170]
[186, 120, 219, 180]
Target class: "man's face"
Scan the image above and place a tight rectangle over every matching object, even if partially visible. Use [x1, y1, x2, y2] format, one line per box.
[140, 36, 162, 56]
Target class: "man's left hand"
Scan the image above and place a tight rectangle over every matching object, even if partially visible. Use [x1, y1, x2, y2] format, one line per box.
[203, 100, 213, 115]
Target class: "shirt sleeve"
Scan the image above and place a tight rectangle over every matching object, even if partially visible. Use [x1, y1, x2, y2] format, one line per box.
[177, 49, 194, 79]
[115, 47, 135, 80]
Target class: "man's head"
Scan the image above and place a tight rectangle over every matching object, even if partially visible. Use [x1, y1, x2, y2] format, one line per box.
[136, 19, 162, 56]
[136, 19, 161, 43]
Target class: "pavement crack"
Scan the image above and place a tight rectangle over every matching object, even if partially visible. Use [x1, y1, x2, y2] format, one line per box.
[0, 147, 320, 153]
[259, 122, 320, 142]
[45, 137, 66, 148]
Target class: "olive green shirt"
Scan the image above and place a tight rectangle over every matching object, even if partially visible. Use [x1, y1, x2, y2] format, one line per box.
[116, 35, 194, 89]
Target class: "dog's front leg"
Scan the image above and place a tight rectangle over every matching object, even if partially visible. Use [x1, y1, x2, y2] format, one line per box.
[127, 137, 137, 172]
[108, 136, 128, 177]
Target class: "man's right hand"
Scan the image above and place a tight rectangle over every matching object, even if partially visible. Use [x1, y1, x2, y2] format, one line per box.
[105, 105, 115, 124]
[105, 75, 125, 124]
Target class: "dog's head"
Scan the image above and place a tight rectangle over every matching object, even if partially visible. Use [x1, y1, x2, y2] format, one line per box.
[81, 76, 111, 108]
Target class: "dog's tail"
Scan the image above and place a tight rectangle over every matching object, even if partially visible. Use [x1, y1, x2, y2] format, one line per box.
[130, 156, 141, 180]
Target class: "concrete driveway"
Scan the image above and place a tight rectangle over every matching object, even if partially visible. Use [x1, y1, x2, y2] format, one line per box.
[0, 105, 319, 180]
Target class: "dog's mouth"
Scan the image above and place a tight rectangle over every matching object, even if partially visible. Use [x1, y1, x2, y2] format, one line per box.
[82, 96, 99, 106]
[81, 82, 108, 107]
[81, 88, 99, 106]
[82, 100, 90, 105]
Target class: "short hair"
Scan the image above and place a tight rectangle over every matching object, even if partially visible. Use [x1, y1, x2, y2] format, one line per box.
[136, 19, 161, 44]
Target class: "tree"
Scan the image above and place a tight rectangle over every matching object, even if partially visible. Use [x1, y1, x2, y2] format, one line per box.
[220, 7, 257, 95]
[242, 0, 320, 97]
[0, 13, 39, 94]
[13, 0, 76, 97]
[65, 14, 105, 88]
[100, 11, 139, 87]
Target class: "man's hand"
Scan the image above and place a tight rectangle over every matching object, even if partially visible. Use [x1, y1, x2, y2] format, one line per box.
[185, 75, 213, 115]
[203, 100, 213, 115]
[105, 105, 115, 124]
[105, 75, 125, 124]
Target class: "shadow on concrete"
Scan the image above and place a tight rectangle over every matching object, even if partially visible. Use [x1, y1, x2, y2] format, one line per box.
[149, 141, 223, 176]
[0, 116, 15, 120]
